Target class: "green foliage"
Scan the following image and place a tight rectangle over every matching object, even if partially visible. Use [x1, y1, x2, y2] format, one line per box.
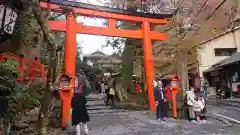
[0, 60, 20, 92]
[0, 59, 43, 120]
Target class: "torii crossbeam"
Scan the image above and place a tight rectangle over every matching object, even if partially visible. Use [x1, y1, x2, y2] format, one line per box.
[40, 0, 173, 128]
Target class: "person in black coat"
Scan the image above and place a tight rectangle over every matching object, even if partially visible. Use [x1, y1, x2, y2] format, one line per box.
[71, 78, 90, 135]
[154, 79, 166, 121]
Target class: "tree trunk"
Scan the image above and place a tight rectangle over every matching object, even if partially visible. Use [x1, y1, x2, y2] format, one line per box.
[10, 1, 40, 57]
[24, 0, 62, 134]
[114, 77, 123, 101]
[121, 39, 136, 94]
[176, 49, 189, 94]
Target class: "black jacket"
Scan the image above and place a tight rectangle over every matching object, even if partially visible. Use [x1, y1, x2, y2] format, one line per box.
[105, 87, 110, 94]
[154, 86, 164, 101]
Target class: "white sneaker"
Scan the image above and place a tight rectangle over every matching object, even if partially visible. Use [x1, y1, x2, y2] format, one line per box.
[201, 120, 207, 123]
[75, 124, 81, 135]
[156, 118, 162, 122]
[83, 123, 89, 135]
[191, 120, 197, 123]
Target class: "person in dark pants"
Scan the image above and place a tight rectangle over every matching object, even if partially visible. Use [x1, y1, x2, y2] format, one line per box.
[164, 85, 172, 118]
[71, 95, 89, 135]
[71, 76, 90, 135]
[154, 79, 166, 121]
[105, 84, 116, 107]
[104, 83, 110, 106]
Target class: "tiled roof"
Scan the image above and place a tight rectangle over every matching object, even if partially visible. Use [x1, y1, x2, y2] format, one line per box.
[203, 52, 240, 73]
[213, 52, 240, 67]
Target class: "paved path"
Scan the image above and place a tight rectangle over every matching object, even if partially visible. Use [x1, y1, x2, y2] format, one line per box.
[65, 94, 240, 135]
[88, 111, 240, 135]
[207, 99, 240, 123]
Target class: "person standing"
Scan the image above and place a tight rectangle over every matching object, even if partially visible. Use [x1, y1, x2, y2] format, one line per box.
[135, 80, 142, 94]
[104, 83, 109, 106]
[71, 75, 90, 135]
[105, 84, 116, 107]
[164, 84, 172, 118]
[154, 79, 166, 121]
[186, 87, 197, 123]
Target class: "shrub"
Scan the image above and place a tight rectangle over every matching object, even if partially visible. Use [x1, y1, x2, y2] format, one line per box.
[0, 59, 44, 121]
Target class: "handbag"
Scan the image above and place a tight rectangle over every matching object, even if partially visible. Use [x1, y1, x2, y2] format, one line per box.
[109, 88, 115, 95]
[187, 100, 193, 106]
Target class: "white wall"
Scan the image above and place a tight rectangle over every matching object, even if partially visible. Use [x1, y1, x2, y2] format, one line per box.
[198, 28, 240, 77]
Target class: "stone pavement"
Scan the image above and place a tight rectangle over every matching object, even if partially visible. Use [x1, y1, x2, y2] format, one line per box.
[65, 94, 240, 135]
[88, 111, 240, 135]
[207, 98, 240, 123]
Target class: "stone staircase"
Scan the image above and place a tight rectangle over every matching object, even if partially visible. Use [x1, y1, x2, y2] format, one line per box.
[86, 93, 127, 115]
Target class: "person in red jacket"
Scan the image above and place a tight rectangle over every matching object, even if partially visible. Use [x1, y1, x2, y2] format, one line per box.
[165, 86, 172, 101]
[164, 85, 172, 117]
[135, 80, 142, 94]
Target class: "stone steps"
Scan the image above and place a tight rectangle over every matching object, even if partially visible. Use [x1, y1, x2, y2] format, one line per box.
[86, 94, 127, 115]
[88, 108, 126, 115]
[87, 105, 109, 111]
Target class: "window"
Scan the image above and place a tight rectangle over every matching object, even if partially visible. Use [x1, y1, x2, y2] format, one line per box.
[214, 48, 237, 56]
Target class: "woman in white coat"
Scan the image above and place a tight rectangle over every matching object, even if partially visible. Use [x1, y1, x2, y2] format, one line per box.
[186, 87, 197, 122]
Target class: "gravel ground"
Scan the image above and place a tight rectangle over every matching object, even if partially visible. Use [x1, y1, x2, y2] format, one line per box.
[52, 94, 240, 135]
[86, 111, 240, 135]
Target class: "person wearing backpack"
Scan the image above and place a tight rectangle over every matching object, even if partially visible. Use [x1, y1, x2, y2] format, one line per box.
[71, 75, 90, 135]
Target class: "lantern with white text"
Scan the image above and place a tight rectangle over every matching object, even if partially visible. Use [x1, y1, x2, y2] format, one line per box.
[58, 74, 74, 129]
[0, 1, 18, 42]
[170, 75, 181, 118]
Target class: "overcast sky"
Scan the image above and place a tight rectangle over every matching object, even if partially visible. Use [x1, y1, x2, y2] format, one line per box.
[74, 0, 116, 55]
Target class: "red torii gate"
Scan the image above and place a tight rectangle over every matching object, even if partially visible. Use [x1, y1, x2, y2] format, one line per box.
[40, 1, 172, 128]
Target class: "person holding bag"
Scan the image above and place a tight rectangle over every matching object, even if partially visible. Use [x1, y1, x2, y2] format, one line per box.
[106, 84, 116, 108]
[186, 87, 197, 123]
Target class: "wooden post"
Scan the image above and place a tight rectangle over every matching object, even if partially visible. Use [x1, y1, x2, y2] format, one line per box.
[60, 11, 77, 128]
[65, 12, 76, 77]
[40, 64, 45, 80]
[142, 21, 155, 112]
[18, 54, 25, 83]
[0, 53, 3, 61]
[29, 57, 38, 81]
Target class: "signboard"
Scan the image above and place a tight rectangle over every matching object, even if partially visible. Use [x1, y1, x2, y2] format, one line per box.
[4, 7, 17, 34]
[171, 81, 177, 87]
[59, 77, 70, 89]
[0, 5, 4, 28]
